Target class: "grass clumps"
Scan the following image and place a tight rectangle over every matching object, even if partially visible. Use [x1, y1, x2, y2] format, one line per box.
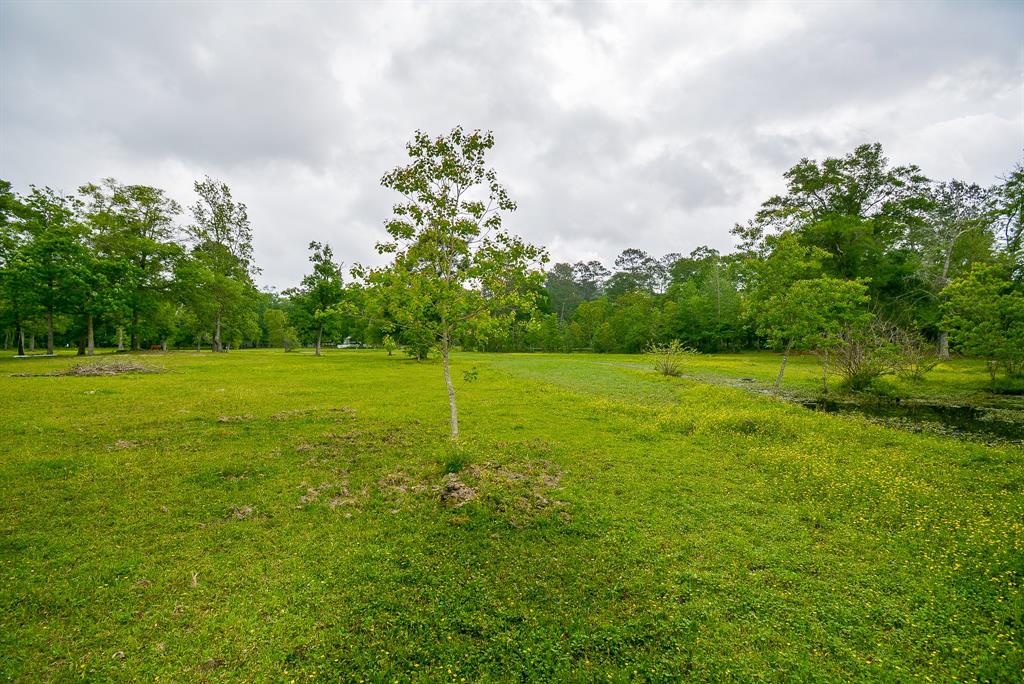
[647, 339, 698, 377]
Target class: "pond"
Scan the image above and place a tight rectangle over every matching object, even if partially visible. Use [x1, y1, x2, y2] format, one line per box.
[801, 397, 1024, 444]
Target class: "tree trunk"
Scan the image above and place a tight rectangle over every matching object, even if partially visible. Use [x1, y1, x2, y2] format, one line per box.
[937, 331, 949, 360]
[441, 331, 459, 441]
[87, 315, 95, 356]
[77, 335, 85, 356]
[213, 311, 222, 352]
[161, 339, 168, 352]
[30, 334, 35, 352]
[316, 326, 322, 357]
[117, 327, 125, 351]
[196, 338, 201, 352]
[774, 341, 793, 389]
[131, 309, 140, 351]
[46, 309, 54, 355]
[821, 349, 829, 393]
[3, 330, 9, 350]
[17, 327, 25, 356]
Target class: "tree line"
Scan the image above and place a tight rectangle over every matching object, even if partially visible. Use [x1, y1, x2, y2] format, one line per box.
[0, 177, 263, 356]
[2, 139, 1021, 392]
[523, 144, 1022, 388]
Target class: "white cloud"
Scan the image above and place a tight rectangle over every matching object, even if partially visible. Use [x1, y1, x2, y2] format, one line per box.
[1, 0, 1020, 289]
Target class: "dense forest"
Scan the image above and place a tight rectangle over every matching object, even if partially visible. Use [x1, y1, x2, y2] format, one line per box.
[1, 141, 1021, 383]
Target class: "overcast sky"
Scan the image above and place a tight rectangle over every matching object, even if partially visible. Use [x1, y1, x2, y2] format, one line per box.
[2, 1, 1021, 290]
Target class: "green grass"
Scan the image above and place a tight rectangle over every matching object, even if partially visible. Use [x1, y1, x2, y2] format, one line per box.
[621, 350, 1016, 403]
[1, 349, 1021, 681]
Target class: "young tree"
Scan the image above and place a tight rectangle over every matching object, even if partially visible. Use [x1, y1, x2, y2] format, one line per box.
[366, 127, 547, 440]
[263, 308, 297, 350]
[382, 333, 398, 356]
[755, 276, 871, 389]
[287, 241, 345, 356]
[184, 177, 258, 352]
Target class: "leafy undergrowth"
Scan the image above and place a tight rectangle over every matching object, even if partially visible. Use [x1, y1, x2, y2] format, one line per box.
[0, 349, 1022, 681]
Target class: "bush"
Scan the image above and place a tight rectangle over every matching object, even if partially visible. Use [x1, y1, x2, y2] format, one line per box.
[382, 334, 398, 356]
[990, 376, 1024, 395]
[833, 319, 898, 391]
[891, 327, 941, 381]
[647, 340, 697, 377]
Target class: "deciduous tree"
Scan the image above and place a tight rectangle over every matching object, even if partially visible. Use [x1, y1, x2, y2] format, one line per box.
[80, 179, 183, 351]
[184, 177, 258, 352]
[287, 241, 345, 356]
[366, 127, 547, 440]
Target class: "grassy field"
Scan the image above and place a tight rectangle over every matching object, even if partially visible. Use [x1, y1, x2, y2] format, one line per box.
[1, 349, 1022, 681]
[636, 350, 1019, 404]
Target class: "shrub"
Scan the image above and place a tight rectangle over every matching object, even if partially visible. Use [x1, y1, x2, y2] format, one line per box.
[647, 340, 697, 377]
[382, 334, 398, 356]
[891, 327, 941, 381]
[833, 319, 898, 391]
[943, 258, 1024, 381]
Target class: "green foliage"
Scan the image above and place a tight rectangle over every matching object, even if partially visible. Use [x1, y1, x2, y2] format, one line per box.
[263, 308, 298, 350]
[735, 142, 930, 251]
[381, 333, 398, 356]
[756, 277, 871, 353]
[286, 241, 346, 354]
[365, 127, 547, 437]
[183, 177, 260, 351]
[79, 178, 184, 350]
[753, 275, 871, 388]
[4, 143, 1020, 367]
[8, 186, 92, 354]
[989, 162, 1023, 253]
[943, 257, 1024, 379]
[646, 339, 697, 376]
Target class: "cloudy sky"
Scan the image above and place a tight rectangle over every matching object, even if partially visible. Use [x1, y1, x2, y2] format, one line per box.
[2, 1, 1021, 290]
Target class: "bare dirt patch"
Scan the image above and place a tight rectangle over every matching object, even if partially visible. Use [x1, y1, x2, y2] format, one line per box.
[293, 423, 429, 465]
[107, 439, 141, 450]
[438, 472, 478, 507]
[378, 470, 430, 496]
[217, 414, 254, 423]
[230, 505, 254, 520]
[197, 658, 225, 672]
[328, 406, 357, 416]
[297, 480, 365, 510]
[269, 409, 313, 421]
[465, 460, 568, 525]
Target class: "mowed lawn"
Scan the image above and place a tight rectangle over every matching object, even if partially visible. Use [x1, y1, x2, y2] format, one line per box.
[1, 350, 1021, 681]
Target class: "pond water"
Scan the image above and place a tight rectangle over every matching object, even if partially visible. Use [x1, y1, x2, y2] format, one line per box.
[801, 397, 1024, 444]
